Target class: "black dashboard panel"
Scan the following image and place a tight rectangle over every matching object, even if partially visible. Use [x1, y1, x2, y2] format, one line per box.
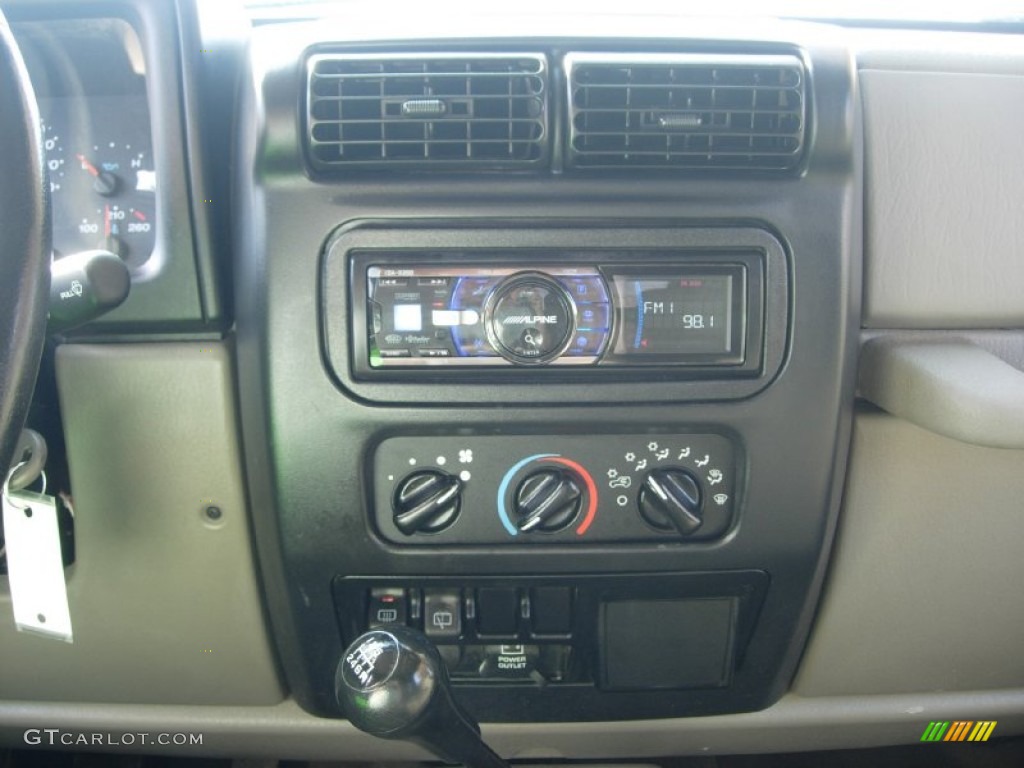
[234, 20, 861, 722]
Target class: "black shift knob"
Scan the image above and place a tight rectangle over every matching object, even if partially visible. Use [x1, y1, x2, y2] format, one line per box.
[336, 626, 508, 768]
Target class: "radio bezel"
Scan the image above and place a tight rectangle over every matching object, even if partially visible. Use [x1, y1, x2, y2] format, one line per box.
[360, 261, 753, 369]
[321, 221, 790, 405]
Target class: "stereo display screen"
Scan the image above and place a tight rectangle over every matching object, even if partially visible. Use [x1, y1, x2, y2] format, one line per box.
[610, 266, 745, 360]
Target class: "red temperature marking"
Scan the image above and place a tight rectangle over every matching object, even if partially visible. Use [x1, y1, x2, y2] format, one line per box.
[541, 456, 598, 536]
[76, 154, 100, 177]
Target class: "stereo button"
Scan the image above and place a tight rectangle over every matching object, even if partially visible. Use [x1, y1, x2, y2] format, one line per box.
[560, 276, 609, 304]
[418, 276, 450, 288]
[417, 348, 451, 358]
[576, 303, 610, 330]
[567, 331, 608, 356]
[485, 273, 575, 365]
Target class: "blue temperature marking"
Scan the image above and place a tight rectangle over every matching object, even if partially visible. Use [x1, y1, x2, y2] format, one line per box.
[633, 280, 645, 350]
[450, 277, 465, 356]
[497, 453, 558, 536]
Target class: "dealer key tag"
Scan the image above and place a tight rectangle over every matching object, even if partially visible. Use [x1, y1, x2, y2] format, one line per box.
[2, 487, 73, 642]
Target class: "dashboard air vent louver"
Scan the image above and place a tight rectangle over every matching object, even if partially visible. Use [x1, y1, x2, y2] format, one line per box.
[567, 53, 806, 171]
[307, 53, 549, 170]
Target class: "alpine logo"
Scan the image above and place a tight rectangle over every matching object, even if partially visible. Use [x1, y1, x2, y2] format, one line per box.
[502, 315, 559, 325]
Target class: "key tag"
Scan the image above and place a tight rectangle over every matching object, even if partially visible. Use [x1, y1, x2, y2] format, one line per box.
[2, 464, 74, 642]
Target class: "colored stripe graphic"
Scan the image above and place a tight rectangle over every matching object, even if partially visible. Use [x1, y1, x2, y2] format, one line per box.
[921, 720, 996, 743]
[968, 721, 997, 742]
[945, 721, 973, 741]
[921, 721, 950, 742]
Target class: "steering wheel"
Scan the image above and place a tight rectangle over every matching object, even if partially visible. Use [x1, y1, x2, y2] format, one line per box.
[0, 11, 50, 483]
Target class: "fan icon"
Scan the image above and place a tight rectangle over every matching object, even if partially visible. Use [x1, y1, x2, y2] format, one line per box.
[458, 449, 474, 464]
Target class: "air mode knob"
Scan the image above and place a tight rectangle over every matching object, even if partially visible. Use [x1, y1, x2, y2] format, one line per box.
[393, 470, 463, 535]
[638, 467, 703, 536]
[512, 469, 582, 533]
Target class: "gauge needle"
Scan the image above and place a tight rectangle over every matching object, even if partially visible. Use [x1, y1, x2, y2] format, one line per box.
[77, 153, 100, 177]
[77, 154, 119, 196]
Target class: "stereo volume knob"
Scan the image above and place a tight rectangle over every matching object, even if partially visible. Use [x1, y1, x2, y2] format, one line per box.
[513, 469, 582, 533]
[485, 272, 576, 365]
[393, 470, 463, 535]
[638, 468, 703, 536]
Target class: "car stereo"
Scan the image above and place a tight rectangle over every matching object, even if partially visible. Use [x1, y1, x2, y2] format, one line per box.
[352, 252, 762, 371]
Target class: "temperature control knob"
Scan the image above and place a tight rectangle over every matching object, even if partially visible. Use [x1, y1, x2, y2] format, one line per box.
[393, 470, 463, 535]
[512, 469, 582, 533]
[638, 468, 703, 536]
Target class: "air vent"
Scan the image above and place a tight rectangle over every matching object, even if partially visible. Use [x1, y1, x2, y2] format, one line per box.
[567, 53, 806, 171]
[306, 53, 549, 170]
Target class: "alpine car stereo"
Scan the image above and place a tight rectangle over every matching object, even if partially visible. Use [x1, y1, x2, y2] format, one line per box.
[353, 253, 761, 370]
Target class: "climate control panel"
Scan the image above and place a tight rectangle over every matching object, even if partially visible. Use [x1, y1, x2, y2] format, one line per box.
[372, 434, 738, 545]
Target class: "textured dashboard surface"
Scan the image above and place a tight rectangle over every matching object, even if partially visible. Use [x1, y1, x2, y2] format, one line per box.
[861, 68, 1024, 328]
[796, 408, 1024, 695]
[0, 344, 283, 705]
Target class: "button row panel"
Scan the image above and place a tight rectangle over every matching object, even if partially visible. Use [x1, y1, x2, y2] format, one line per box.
[367, 585, 574, 642]
[335, 572, 769, 692]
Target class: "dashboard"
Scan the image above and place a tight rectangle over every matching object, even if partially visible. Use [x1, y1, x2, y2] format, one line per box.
[235, 19, 857, 724]
[1, 0, 1023, 762]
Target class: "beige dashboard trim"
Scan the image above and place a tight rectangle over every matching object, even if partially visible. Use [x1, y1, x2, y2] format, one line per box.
[861, 68, 1024, 328]
[0, 343, 283, 705]
[859, 338, 1024, 449]
[1, 691, 1022, 759]
[796, 409, 1024, 696]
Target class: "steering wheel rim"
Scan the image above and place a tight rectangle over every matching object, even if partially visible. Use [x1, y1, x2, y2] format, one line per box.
[0, 11, 50, 483]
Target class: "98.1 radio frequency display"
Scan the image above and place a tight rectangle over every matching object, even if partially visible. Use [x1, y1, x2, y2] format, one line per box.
[611, 267, 744, 359]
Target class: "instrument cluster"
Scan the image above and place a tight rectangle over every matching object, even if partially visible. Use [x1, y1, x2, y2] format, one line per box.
[15, 18, 157, 271]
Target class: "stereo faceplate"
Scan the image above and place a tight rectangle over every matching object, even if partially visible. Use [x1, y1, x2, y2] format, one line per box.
[358, 255, 753, 370]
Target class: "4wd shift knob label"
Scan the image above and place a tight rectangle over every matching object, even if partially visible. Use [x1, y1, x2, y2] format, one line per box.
[342, 631, 400, 691]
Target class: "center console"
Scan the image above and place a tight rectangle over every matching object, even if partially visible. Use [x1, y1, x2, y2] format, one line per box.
[234, 20, 861, 725]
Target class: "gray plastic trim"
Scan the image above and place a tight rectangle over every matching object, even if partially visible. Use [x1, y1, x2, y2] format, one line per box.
[859, 337, 1024, 449]
[0, 343, 284, 705]
[1, 691, 1022, 759]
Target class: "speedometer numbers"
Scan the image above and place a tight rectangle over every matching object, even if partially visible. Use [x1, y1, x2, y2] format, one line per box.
[42, 122, 157, 269]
